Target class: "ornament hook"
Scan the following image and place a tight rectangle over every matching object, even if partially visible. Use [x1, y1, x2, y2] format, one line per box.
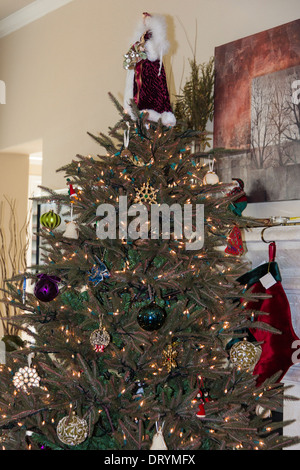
[208, 158, 215, 172]
[124, 122, 130, 149]
[261, 227, 275, 244]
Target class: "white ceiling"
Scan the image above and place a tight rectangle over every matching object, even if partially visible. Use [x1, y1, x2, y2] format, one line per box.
[0, 0, 36, 21]
[0, 0, 74, 38]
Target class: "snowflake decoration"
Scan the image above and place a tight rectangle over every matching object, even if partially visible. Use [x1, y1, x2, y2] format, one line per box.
[134, 182, 158, 205]
[162, 344, 178, 373]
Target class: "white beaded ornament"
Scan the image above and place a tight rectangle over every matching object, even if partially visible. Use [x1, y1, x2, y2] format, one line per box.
[13, 366, 41, 391]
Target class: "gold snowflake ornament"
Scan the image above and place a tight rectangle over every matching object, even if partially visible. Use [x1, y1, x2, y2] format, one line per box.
[134, 181, 158, 205]
[162, 344, 178, 373]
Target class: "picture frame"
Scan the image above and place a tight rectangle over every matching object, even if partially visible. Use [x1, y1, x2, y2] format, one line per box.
[213, 19, 300, 217]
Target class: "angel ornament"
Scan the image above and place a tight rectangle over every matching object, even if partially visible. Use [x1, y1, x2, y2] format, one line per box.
[150, 421, 168, 450]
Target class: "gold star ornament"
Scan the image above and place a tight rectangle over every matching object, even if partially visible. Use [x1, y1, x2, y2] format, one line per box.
[162, 343, 178, 373]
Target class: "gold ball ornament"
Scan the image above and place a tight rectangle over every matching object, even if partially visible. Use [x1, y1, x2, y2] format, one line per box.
[203, 171, 219, 185]
[13, 366, 41, 391]
[90, 328, 110, 353]
[56, 414, 88, 446]
[229, 339, 260, 370]
[121, 148, 133, 159]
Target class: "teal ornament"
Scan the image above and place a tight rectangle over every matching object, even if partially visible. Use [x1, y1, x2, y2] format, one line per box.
[230, 201, 247, 217]
[229, 178, 247, 216]
[137, 303, 166, 331]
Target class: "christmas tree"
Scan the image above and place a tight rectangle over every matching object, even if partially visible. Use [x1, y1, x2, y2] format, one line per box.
[0, 13, 298, 452]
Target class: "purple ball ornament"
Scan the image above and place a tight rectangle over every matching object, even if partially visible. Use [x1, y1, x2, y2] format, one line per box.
[34, 274, 60, 302]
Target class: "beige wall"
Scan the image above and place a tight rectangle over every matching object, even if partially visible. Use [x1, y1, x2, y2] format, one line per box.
[0, 153, 29, 219]
[0, 153, 29, 337]
[0, 0, 300, 189]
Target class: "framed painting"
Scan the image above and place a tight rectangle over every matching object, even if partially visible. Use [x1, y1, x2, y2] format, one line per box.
[213, 19, 300, 204]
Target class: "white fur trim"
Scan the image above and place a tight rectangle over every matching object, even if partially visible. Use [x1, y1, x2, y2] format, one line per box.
[161, 111, 176, 127]
[123, 68, 135, 117]
[130, 15, 169, 62]
[141, 109, 176, 127]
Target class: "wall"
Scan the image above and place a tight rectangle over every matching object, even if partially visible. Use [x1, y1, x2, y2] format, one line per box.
[0, 153, 29, 338]
[0, 152, 29, 204]
[0, 0, 300, 190]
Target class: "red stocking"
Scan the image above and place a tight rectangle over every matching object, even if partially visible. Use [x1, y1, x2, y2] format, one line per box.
[238, 242, 299, 386]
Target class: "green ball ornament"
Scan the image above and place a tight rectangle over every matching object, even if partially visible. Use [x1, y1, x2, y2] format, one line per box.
[137, 303, 166, 331]
[40, 210, 61, 229]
